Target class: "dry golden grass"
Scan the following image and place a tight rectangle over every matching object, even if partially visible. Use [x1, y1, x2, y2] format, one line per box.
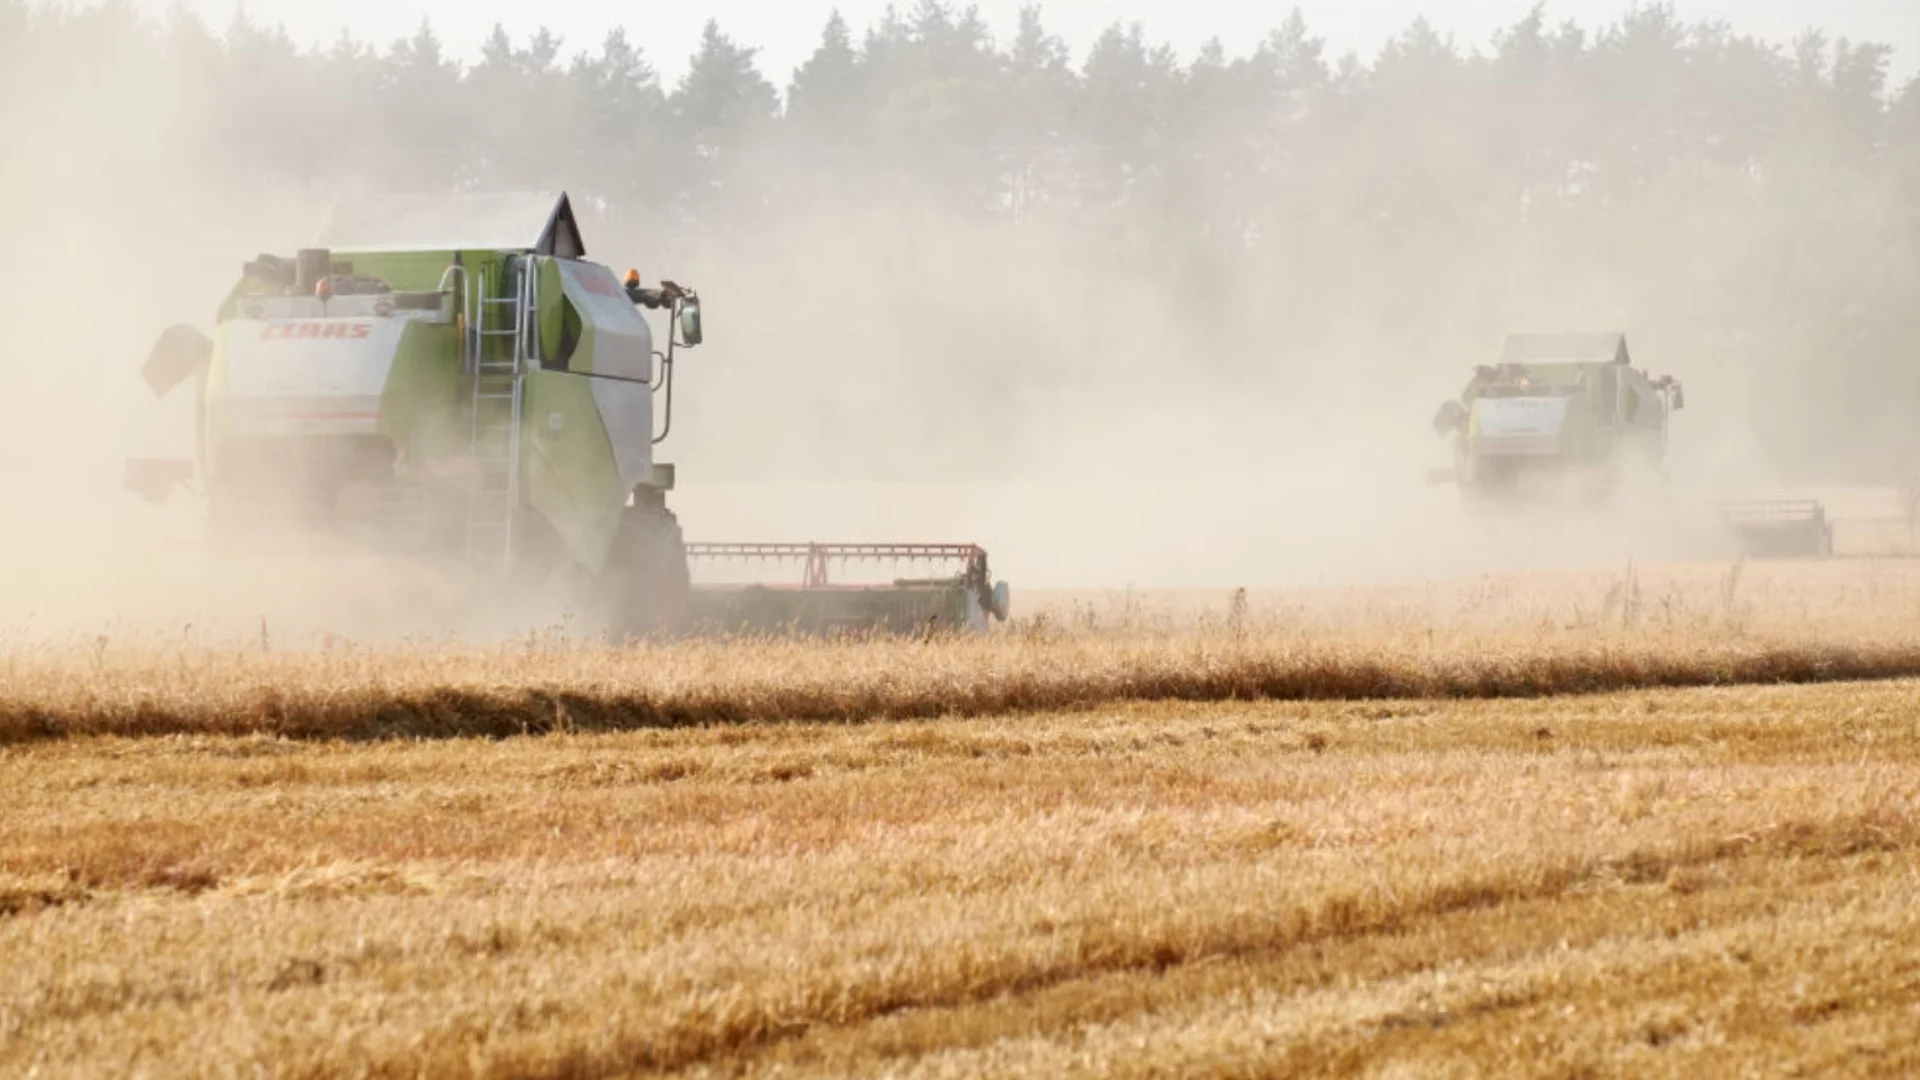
[8, 558, 1920, 743]
[13, 627, 1920, 744]
[5, 680, 1920, 1077]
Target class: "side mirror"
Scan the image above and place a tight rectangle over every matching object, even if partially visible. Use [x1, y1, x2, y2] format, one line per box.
[677, 301, 703, 347]
[1432, 399, 1467, 436]
[1671, 385, 1685, 411]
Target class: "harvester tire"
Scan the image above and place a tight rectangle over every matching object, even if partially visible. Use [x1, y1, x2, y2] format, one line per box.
[603, 505, 691, 641]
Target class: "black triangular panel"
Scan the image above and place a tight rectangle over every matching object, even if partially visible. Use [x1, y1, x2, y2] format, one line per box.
[536, 192, 587, 258]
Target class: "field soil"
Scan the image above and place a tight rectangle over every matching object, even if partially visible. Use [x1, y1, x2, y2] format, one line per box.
[6, 679, 1920, 1077]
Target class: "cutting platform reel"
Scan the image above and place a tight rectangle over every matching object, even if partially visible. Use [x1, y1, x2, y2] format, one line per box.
[1708, 499, 1833, 558]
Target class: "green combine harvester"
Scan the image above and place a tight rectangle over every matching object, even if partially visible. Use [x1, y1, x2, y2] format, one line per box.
[125, 192, 1011, 635]
[1429, 333, 1685, 506]
[1428, 332, 1831, 556]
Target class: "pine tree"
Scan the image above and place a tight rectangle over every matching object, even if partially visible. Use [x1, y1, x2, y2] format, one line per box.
[1002, 5, 1077, 213]
[568, 29, 669, 210]
[671, 20, 779, 212]
[377, 19, 467, 190]
[1080, 22, 1182, 209]
[0, 2, 1914, 480]
[311, 29, 383, 186]
[789, 10, 864, 132]
[674, 20, 779, 144]
[0, 0, 27, 68]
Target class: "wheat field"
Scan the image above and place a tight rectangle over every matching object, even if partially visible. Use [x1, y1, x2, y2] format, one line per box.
[9, 559, 1920, 745]
[6, 560, 1920, 1076]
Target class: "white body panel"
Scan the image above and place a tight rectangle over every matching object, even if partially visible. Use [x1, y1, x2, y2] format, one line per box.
[1470, 396, 1568, 457]
[219, 317, 407, 436]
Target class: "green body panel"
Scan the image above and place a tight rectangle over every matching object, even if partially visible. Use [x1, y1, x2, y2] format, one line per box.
[337, 250, 467, 291]
[522, 370, 630, 574]
[536, 255, 653, 382]
[385, 320, 466, 464]
[536, 258, 566, 365]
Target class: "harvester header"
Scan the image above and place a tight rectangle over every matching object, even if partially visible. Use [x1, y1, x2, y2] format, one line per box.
[685, 544, 1011, 634]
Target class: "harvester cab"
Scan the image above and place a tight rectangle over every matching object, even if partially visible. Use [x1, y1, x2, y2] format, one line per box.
[122, 191, 1010, 637]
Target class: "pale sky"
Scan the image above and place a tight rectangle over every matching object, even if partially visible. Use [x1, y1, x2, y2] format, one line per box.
[137, 1, 1917, 88]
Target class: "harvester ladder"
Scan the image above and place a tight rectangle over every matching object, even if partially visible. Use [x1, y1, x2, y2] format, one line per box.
[465, 260, 531, 571]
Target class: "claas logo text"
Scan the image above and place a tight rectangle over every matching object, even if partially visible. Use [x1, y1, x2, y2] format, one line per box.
[260, 322, 373, 340]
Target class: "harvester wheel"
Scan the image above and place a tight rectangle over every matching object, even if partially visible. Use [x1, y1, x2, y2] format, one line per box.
[601, 505, 691, 641]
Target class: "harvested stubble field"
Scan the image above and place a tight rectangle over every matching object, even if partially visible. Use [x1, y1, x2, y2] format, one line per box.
[6, 560, 1920, 1076]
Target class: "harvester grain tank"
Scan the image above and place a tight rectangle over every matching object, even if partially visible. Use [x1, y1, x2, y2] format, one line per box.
[124, 192, 1011, 635]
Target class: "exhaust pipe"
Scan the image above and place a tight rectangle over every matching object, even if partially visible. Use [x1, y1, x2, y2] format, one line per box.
[294, 248, 332, 295]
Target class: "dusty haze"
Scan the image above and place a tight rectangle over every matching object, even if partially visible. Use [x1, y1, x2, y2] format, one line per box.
[0, 2, 1914, 638]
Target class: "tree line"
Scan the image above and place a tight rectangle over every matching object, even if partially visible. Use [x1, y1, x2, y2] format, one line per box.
[4, 1, 1917, 481]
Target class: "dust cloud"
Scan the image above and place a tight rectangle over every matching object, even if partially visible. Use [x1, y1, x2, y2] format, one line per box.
[0, 5, 1910, 640]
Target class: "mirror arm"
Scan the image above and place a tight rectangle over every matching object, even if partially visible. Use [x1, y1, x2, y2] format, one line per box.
[653, 327, 676, 446]
[652, 355, 675, 445]
[650, 292, 696, 445]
